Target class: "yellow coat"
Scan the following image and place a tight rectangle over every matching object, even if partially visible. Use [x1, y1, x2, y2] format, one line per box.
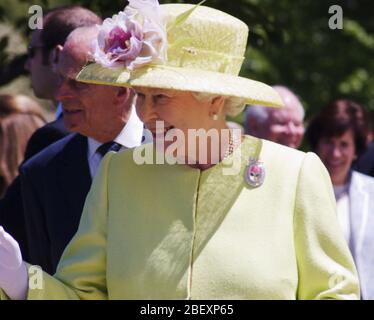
[1, 135, 360, 299]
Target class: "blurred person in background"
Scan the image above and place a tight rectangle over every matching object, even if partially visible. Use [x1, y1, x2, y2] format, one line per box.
[307, 107, 374, 299]
[24, 6, 102, 156]
[356, 137, 374, 177]
[244, 85, 305, 149]
[0, 6, 102, 260]
[0, 94, 46, 197]
[314, 98, 374, 177]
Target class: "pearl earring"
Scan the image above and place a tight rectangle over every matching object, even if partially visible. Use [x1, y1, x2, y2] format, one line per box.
[212, 114, 218, 121]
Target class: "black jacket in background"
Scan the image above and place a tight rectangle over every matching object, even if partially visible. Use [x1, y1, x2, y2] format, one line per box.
[21, 134, 91, 274]
[0, 118, 68, 260]
[24, 118, 68, 160]
[355, 141, 374, 178]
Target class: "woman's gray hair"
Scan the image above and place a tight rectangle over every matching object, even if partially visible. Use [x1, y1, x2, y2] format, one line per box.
[192, 92, 246, 117]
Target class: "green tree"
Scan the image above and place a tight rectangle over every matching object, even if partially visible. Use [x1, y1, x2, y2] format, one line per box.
[1, 0, 373, 122]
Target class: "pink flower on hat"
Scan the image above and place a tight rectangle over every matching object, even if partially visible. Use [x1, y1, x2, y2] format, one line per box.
[93, 0, 166, 70]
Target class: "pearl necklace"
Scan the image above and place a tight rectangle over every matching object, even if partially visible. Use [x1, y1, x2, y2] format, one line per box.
[223, 130, 242, 159]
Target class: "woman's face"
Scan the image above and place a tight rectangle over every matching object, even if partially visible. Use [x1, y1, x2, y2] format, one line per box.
[134, 87, 226, 164]
[134, 87, 213, 137]
[316, 129, 356, 185]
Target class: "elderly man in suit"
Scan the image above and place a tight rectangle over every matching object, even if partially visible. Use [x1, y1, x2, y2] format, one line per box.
[24, 6, 102, 153]
[19, 26, 146, 274]
[244, 85, 305, 149]
[0, 6, 102, 260]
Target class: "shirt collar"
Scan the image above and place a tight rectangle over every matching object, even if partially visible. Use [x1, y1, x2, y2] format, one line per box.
[87, 138, 102, 161]
[87, 102, 144, 159]
[113, 102, 144, 148]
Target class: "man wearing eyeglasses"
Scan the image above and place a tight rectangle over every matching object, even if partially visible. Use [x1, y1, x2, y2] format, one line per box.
[24, 6, 102, 158]
[25, 33, 58, 101]
[0, 6, 102, 260]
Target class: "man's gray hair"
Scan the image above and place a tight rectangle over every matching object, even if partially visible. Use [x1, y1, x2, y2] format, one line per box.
[244, 105, 270, 133]
[64, 26, 100, 64]
[244, 85, 305, 133]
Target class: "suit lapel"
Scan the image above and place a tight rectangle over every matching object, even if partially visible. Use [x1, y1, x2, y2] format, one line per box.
[55, 134, 92, 230]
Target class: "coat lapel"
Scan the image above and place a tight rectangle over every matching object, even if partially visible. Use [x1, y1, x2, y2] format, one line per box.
[349, 172, 366, 257]
[55, 134, 92, 231]
[349, 171, 374, 299]
[193, 135, 262, 257]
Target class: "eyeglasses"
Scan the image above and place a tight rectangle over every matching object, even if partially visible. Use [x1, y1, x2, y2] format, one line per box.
[27, 44, 45, 58]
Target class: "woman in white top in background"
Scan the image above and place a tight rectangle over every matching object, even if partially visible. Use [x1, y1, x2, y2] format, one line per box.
[307, 108, 374, 300]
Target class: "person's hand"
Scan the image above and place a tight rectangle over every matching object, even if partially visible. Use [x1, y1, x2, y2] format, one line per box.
[0, 226, 28, 300]
[0, 226, 23, 269]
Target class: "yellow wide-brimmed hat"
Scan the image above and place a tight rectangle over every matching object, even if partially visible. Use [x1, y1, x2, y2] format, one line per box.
[77, 2, 283, 115]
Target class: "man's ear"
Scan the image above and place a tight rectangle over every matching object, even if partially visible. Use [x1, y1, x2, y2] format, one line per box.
[51, 45, 63, 65]
[116, 87, 133, 102]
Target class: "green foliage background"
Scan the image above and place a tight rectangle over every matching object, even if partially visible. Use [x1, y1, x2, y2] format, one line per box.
[0, 0, 373, 123]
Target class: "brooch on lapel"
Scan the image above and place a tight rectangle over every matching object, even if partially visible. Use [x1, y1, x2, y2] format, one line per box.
[245, 157, 265, 188]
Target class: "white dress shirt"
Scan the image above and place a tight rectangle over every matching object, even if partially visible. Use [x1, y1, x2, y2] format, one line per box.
[87, 104, 145, 178]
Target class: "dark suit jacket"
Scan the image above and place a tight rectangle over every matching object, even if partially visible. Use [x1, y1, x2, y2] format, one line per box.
[24, 118, 68, 160]
[0, 118, 68, 261]
[21, 133, 91, 274]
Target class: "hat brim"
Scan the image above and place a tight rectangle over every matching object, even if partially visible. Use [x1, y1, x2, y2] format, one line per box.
[76, 63, 283, 111]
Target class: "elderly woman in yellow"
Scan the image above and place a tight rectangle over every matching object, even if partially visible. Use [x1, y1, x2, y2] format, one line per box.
[0, 1, 359, 299]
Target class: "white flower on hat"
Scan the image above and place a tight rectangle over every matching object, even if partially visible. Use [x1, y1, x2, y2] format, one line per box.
[92, 0, 167, 70]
